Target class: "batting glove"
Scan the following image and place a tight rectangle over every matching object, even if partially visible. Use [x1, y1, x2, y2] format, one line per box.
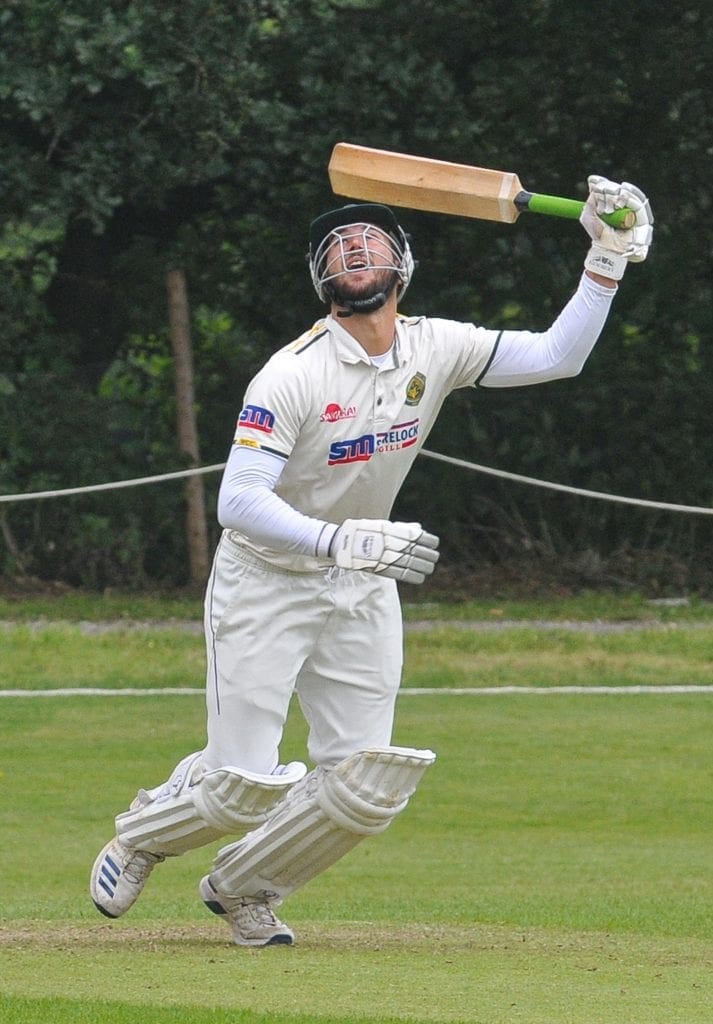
[581, 175, 654, 280]
[331, 518, 440, 585]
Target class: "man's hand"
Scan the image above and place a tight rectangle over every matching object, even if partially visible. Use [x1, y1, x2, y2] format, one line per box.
[581, 175, 654, 281]
[332, 519, 439, 584]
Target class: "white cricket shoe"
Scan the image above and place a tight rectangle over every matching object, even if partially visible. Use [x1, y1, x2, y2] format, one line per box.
[90, 838, 165, 918]
[199, 875, 294, 946]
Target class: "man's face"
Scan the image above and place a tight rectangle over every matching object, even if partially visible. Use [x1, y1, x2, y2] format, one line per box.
[322, 223, 400, 302]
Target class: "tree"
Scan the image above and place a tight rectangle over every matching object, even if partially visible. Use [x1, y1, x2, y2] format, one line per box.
[167, 268, 210, 587]
[1, 0, 712, 590]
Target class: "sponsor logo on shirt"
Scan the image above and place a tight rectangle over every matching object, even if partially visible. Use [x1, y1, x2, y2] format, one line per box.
[376, 418, 419, 452]
[328, 433, 375, 465]
[320, 402, 357, 423]
[328, 419, 420, 465]
[238, 404, 275, 433]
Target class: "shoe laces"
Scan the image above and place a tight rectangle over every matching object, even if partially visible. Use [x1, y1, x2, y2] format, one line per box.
[123, 849, 164, 883]
[239, 897, 281, 927]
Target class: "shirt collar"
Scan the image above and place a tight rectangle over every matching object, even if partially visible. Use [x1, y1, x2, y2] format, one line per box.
[325, 313, 414, 368]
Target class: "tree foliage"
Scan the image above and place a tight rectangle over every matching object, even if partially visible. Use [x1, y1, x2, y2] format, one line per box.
[1, 0, 712, 590]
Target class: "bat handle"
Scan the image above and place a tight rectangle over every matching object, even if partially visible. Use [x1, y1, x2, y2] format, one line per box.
[516, 191, 636, 229]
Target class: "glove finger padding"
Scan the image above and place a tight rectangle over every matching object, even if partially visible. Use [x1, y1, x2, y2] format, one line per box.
[333, 519, 440, 585]
[377, 528, 440, 584]
[581, 175, 654, 258]
[581, 174, 653, 279]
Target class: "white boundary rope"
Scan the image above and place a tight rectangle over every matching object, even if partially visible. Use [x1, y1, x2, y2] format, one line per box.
[2, 685, 712, 698]
[1, 451, 711, 515]
[0, 463, 225, 502]
[418, 450, 713, 515]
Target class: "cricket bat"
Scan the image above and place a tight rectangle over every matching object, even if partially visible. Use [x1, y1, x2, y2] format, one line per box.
[328, 143, 635, 229]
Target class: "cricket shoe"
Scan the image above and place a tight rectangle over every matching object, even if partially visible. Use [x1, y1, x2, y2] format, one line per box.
[90, 838, 165, 918]
[199, 875, 294, 946]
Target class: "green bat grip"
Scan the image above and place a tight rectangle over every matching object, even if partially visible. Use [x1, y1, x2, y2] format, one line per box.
[516, 191, 635, 229]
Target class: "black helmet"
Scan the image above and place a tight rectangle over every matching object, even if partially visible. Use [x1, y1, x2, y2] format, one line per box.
[307, 203, 415, 312]
[309, 203, 405, 256]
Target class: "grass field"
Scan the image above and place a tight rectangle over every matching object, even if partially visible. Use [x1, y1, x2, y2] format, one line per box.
[1, 593, 712, 1023]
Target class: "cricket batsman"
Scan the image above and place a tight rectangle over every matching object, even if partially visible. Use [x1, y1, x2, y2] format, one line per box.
[91, 175, 653, 945]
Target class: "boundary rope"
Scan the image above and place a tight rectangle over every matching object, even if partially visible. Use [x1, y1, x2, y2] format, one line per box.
[2, 684, 712, 698]
[418, 450, 713, 515]
[0, 463, 225, 502]
[0, 450, 711, 515]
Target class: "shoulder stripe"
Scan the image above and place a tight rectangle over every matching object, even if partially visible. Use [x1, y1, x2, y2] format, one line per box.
[474, 330, 503, 386]
[291, 328, 328, 354]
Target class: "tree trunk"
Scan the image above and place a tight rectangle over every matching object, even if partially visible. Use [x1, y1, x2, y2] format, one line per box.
[166, 268, 211, 587]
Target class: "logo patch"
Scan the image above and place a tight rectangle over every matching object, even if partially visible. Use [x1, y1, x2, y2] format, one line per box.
[328, 420, 420, 465]
[328, 434, 375, 465]
[405, 372, 426, 406]
[376, 419, 419, 452]
[238, 404, 275, 433]
[359, 535, 376, 558]
[320, 402, 357, 423]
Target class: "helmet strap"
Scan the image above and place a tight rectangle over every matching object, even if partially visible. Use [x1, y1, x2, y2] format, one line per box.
[335, 291, 388, 318]
[328, 273, 398, 319]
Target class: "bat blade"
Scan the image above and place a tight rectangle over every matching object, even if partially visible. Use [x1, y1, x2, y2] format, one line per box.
[328, 143, 524, 223]
[328, 144, 636, 229]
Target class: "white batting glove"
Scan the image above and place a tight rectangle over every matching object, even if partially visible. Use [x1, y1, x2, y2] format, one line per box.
[331, 518, 439, 585]
[580, 175, 654, 280]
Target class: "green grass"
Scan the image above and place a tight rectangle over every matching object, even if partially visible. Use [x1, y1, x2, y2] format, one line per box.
[0, 588, 205, 622]
[1, 598, 713, 1022]
[404, 590, 713, 624]
[1, 585, 712, 624]
[0, 623, 205, 688]
[404, 624, 713, 687]
[2, 615, 713, 690]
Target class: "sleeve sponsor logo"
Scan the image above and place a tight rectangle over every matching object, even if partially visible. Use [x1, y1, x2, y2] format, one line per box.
[327, 419, 419, 465]
[238, 404, 275, 433]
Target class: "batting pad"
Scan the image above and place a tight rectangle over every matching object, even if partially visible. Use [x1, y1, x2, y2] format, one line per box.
[208, 745, 436, 903]
[115, 752, 307, 857]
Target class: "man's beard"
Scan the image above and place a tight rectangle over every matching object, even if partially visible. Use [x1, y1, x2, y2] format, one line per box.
[328, 268, 399, 310]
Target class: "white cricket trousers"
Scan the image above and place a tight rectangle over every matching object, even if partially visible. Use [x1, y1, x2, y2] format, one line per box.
[202, 531, 404, 774]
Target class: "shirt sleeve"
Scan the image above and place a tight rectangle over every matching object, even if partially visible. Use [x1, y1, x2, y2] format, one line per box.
[232, 351, 309, 460]
[217, 444, 338, 558]
[478, 272, 616, 388]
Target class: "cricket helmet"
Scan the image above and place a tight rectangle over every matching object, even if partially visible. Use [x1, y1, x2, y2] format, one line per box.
[308, 202, 415, 313]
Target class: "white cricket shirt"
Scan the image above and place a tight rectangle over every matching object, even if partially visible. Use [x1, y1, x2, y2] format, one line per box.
[226, 273, 615, 571]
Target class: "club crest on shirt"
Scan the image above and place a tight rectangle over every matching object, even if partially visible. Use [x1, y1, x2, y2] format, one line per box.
[320, 402, 357, 423]
[405, 372, 426, 406]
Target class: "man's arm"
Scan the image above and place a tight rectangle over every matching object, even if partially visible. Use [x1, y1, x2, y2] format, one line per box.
[480, 174, 653, 386]
[217, 445, 337, 557]
[217, 445, 438, 583]
[479, 272, 615, 387]
[585, 271, 617, 289]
